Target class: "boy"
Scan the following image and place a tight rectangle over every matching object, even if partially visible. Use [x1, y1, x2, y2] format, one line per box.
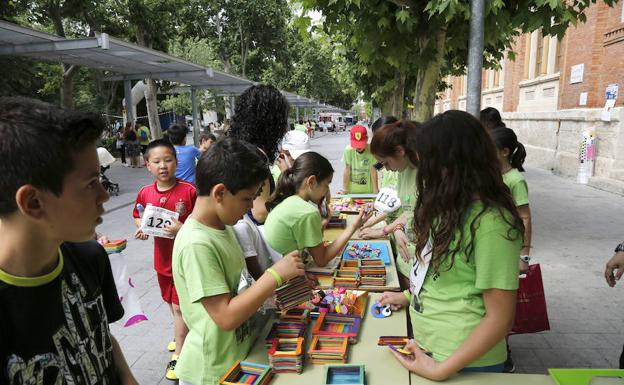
[133, 139, 197, 380]
[199, 133, 217, 152]
[136, 121, 151, 155]
[172, 138, 305, 385]
[167, 124, 200, 183]
[0, 97, 137, 384]
[342, 125, 379, 194]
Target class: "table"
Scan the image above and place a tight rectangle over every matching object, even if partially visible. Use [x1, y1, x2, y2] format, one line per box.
[411, 372, 553, 385]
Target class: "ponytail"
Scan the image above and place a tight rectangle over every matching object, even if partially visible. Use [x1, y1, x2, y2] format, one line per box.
[266, 151, 334, 211]
[490, 127, 526, 172]
[511, 142, 526, 172]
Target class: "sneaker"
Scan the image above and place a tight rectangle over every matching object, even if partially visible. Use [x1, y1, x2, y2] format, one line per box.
[167, 340, 176, 352]
[165, 356, 178, 381]
[503, 352, 515, 373]
[122, 163, 129, 167]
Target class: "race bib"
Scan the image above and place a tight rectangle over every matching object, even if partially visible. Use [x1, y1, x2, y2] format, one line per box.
[409, 240, 432, 312]
[374, 187, 401, 214]
[140, 205, 179, 239]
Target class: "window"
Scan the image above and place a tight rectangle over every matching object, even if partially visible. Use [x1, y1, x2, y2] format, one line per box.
[524, 29, 560, 80]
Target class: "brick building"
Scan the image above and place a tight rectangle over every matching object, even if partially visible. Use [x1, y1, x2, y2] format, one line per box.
[434, 2, 624, 191]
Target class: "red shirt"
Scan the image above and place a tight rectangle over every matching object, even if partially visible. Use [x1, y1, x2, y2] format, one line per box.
[133, 179, 197, 276]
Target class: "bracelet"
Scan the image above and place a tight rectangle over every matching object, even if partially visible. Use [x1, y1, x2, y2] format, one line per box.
[393, 224, 406, 233]
[382, 226, 389, 236]
[266, 268, 283, 288]
[403, 290, 411, 302]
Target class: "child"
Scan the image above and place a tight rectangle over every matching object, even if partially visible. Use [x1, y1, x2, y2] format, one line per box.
[167, 123, 201, 183]
[0, 97, 137, 384]
[133, 139, 197, 380]
[199, 133, 217, 152]
[379, 110, 523, 379]
[342, 125, 379, 194]
[264, 152, 372, 267]
[172, 138, 304, 385]
[136, 120, 152, 155]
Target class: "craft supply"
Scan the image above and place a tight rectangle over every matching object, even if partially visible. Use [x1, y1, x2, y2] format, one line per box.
[219, 360, 274, 385]
[308, 336, 349, 364]
[370, 303, 392, 318]
[377, 336, 409, 346]
[388, 344, 413, 356]
[267, 337, 304, 374]
[264, 322, 306, 348]
[333, 268, 360, 289]
[274, 276, 313, 310]
[342, 241, 391, 265]
[359, 258, 386, 286]
[279, 308, 310, 324]
[323, 365, 365, 385]
[327, 215, 347, 229]
[312, 313, 362, 343]
[309, 289, 368, 318]
[102, 239, 127, 254]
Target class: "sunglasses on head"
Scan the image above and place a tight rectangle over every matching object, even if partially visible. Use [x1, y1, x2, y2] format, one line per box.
[373, 161, 386, 171]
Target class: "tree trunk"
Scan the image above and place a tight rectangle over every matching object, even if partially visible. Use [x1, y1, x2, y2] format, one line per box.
[380, 71, 406, 118]
[145, 78, 163, 139]
[412, 29, 447, 122]
[60, 64, 78, 109]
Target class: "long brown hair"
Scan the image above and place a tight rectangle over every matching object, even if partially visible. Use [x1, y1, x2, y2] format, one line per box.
[370, 119, 420, 159]
[411, 110, 524, 273]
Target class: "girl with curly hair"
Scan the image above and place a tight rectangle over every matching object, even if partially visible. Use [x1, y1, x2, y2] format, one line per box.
[378, 110, 524, 379]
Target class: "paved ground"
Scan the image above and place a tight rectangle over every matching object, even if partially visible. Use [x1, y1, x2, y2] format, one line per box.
[97, 130, 624, 383]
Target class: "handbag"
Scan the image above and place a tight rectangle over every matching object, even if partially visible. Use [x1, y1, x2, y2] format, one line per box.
[510, 263, 551, 334]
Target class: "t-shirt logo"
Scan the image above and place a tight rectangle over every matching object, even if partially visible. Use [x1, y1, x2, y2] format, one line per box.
[354, 132, 362, 140]
[175, 201, 187, 216]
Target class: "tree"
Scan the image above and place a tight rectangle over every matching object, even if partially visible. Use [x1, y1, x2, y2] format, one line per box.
[301, 0, 616, 120]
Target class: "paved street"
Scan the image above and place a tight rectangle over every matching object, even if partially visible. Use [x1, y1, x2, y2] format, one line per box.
[97, 131, 624, 383]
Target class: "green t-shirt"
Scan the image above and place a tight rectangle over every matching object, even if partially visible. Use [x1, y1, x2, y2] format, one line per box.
[136, 125, 151, 145]
[294, 124, 307, 132]
[380, 169, 399, 190]
[270, 164, 281, 184]
[264, 195, 323, 255]
[409, 202, 521, 368]
[342, 145, 376, 194]
[503, 168, 529, 207]
[389, 166, 418, 277]
[172, 218, 258, 385]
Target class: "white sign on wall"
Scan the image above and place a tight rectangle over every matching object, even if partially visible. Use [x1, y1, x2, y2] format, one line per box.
[570, 64, 584, 84]
[579, 92, 588, 106]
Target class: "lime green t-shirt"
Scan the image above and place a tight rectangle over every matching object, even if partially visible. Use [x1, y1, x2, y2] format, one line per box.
[380, 169, 399, 190]
[294, 124, 307, 133]
[270, 164, 281, 184]
[409, 202, 521, 368]
[392, 166, 418, 277]
[342, 145, 376, 194]
[172, 218, 258, 385]
[264, 195, 323, 255]
[503, 168, 529, 207]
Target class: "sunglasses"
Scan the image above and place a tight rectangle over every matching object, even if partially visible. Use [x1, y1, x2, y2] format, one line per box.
[373, 161, 387, 171]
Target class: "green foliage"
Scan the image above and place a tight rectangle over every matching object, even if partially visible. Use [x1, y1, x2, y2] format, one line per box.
[160, 94, 192, 115]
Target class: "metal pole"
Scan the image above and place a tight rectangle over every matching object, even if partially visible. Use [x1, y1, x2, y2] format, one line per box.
[123, 80, 133, 124]
[191, 87, 200, 147]
[296, 107, 300, 122]
[466, 0, 485, 117]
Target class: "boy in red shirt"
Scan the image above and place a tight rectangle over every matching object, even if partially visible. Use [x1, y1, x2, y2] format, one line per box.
[132, 139, 197, 381]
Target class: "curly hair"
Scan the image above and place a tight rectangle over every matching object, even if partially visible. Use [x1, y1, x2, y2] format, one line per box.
[410, 110, 524, 273]
[227, 84, 290, 163]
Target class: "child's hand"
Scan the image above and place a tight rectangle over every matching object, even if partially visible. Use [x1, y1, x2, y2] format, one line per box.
[394, 229, 410, 262]
[96, 234, 110, 245]
[164, 218, 183, 237]
[134, 228, 149, 240]
[391, 339, 448, 381]
[353, 204, 373, 229]
[271, 250, 305, 283]
[378, 291, 409, 311]
[358, 227, 384, 239]
[519, 260, 529, 275]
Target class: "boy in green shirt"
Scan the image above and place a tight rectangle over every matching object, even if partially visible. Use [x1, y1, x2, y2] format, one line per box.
[172, 138, 305, 385]
[342, 125, 378, 194]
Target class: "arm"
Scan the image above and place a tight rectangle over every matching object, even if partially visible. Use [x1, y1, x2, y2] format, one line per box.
[201, 251, 304, 331]
[392, 289, 516, 380]
[518, 204, 532, 273]
[343, 165, 352, 193]
[605, 249, 624, 287]
[133, 217, 148, 240]
[371, 167, 379, 194]
[111, 336, 139, 385]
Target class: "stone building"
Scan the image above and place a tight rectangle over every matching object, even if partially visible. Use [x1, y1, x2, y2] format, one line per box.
[435, 2, 624, 193]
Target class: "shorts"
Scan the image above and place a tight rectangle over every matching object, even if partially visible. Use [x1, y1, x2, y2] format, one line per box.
[157, 273, 179, 305]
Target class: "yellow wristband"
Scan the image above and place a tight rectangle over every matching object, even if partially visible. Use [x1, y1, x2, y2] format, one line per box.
[266, 268, 283, 288]
[403, 289, 411, 302]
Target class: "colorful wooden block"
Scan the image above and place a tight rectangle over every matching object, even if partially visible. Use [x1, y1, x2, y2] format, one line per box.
[219, 360, 274, 385]
[267, 337, 304, 374]
[312, 313, 361, 343]
[308, 336, 349, 364]
[323, 364, 365, 385]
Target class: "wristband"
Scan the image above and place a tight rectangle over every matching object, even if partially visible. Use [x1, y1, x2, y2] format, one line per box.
[393, 224, 406, 233]
[266, 268, 283, 288]
[403, 289, 411, 302]
[382, 226, 390, 236]
[520, 255, 530, 263]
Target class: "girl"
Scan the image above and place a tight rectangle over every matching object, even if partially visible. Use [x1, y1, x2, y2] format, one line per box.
[264, 152, 371, 267]
[379, 110, 524, 379]
[491, 127, 532, 274]
[360, 120, 420, 288]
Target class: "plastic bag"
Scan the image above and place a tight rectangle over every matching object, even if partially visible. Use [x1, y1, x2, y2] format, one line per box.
[510, 264, 550, 334]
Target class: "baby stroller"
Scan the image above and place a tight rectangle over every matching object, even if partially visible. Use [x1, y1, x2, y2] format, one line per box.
[97, 147, 120, 196]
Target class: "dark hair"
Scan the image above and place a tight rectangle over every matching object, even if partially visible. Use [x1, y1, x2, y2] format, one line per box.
[196, 137, 269, 196]
[200, 133, 217, 143]
[411, 110, 524, 273]
[0, 97, 104, 216]
[266, 152, 334, 211]
[370, 119, 420, 160]
[490, 127, 526, 172]
[480, 107, 506, 131]
[228, 84, 290, 163]
[371, 115, 398, 132]
[167, 123, 187, 145]
[145, 139, 176, 161]
[123, 122, 136, 141]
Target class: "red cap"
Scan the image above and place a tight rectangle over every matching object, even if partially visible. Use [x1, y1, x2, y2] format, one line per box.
[350, 125, 368, 149]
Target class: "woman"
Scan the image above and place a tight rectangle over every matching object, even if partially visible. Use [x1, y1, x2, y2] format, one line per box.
[379, 110, 524, 379]
[123, 122, 141, 168]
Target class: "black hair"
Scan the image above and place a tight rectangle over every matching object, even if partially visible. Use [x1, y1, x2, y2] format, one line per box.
[200, 133, 217, 143]
[266, 152, 334, 211]
[490, 127, 527, 172]
[0, 97, 104, 216]
[144, 139, 177, 161]
[479, 107, 506, 131]
[228, 84, 290, 163]
[196, 137, 270, 196]
[371, 115, 398, 132]
[167, 123, 187, 145]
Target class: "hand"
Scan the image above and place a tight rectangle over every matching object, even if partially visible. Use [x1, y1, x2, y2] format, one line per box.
[134, 228, 149, 240]
[163, 218, 183, 237]
[276, 151, 294, 172]
[394, 229, 410, 262]
[96, 234, 110, 245]
[377, 291, 408, 311]
[358, 227, 385, 240]
[271, 250, 305, 283]
[391, 340, 449, 381]
[519, 260, 529, 274]
[353, 204, 374, 229]
[605, 251, 624, 287]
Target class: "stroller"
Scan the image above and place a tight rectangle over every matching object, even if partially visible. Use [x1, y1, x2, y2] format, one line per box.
[97, 147, 120, 196]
